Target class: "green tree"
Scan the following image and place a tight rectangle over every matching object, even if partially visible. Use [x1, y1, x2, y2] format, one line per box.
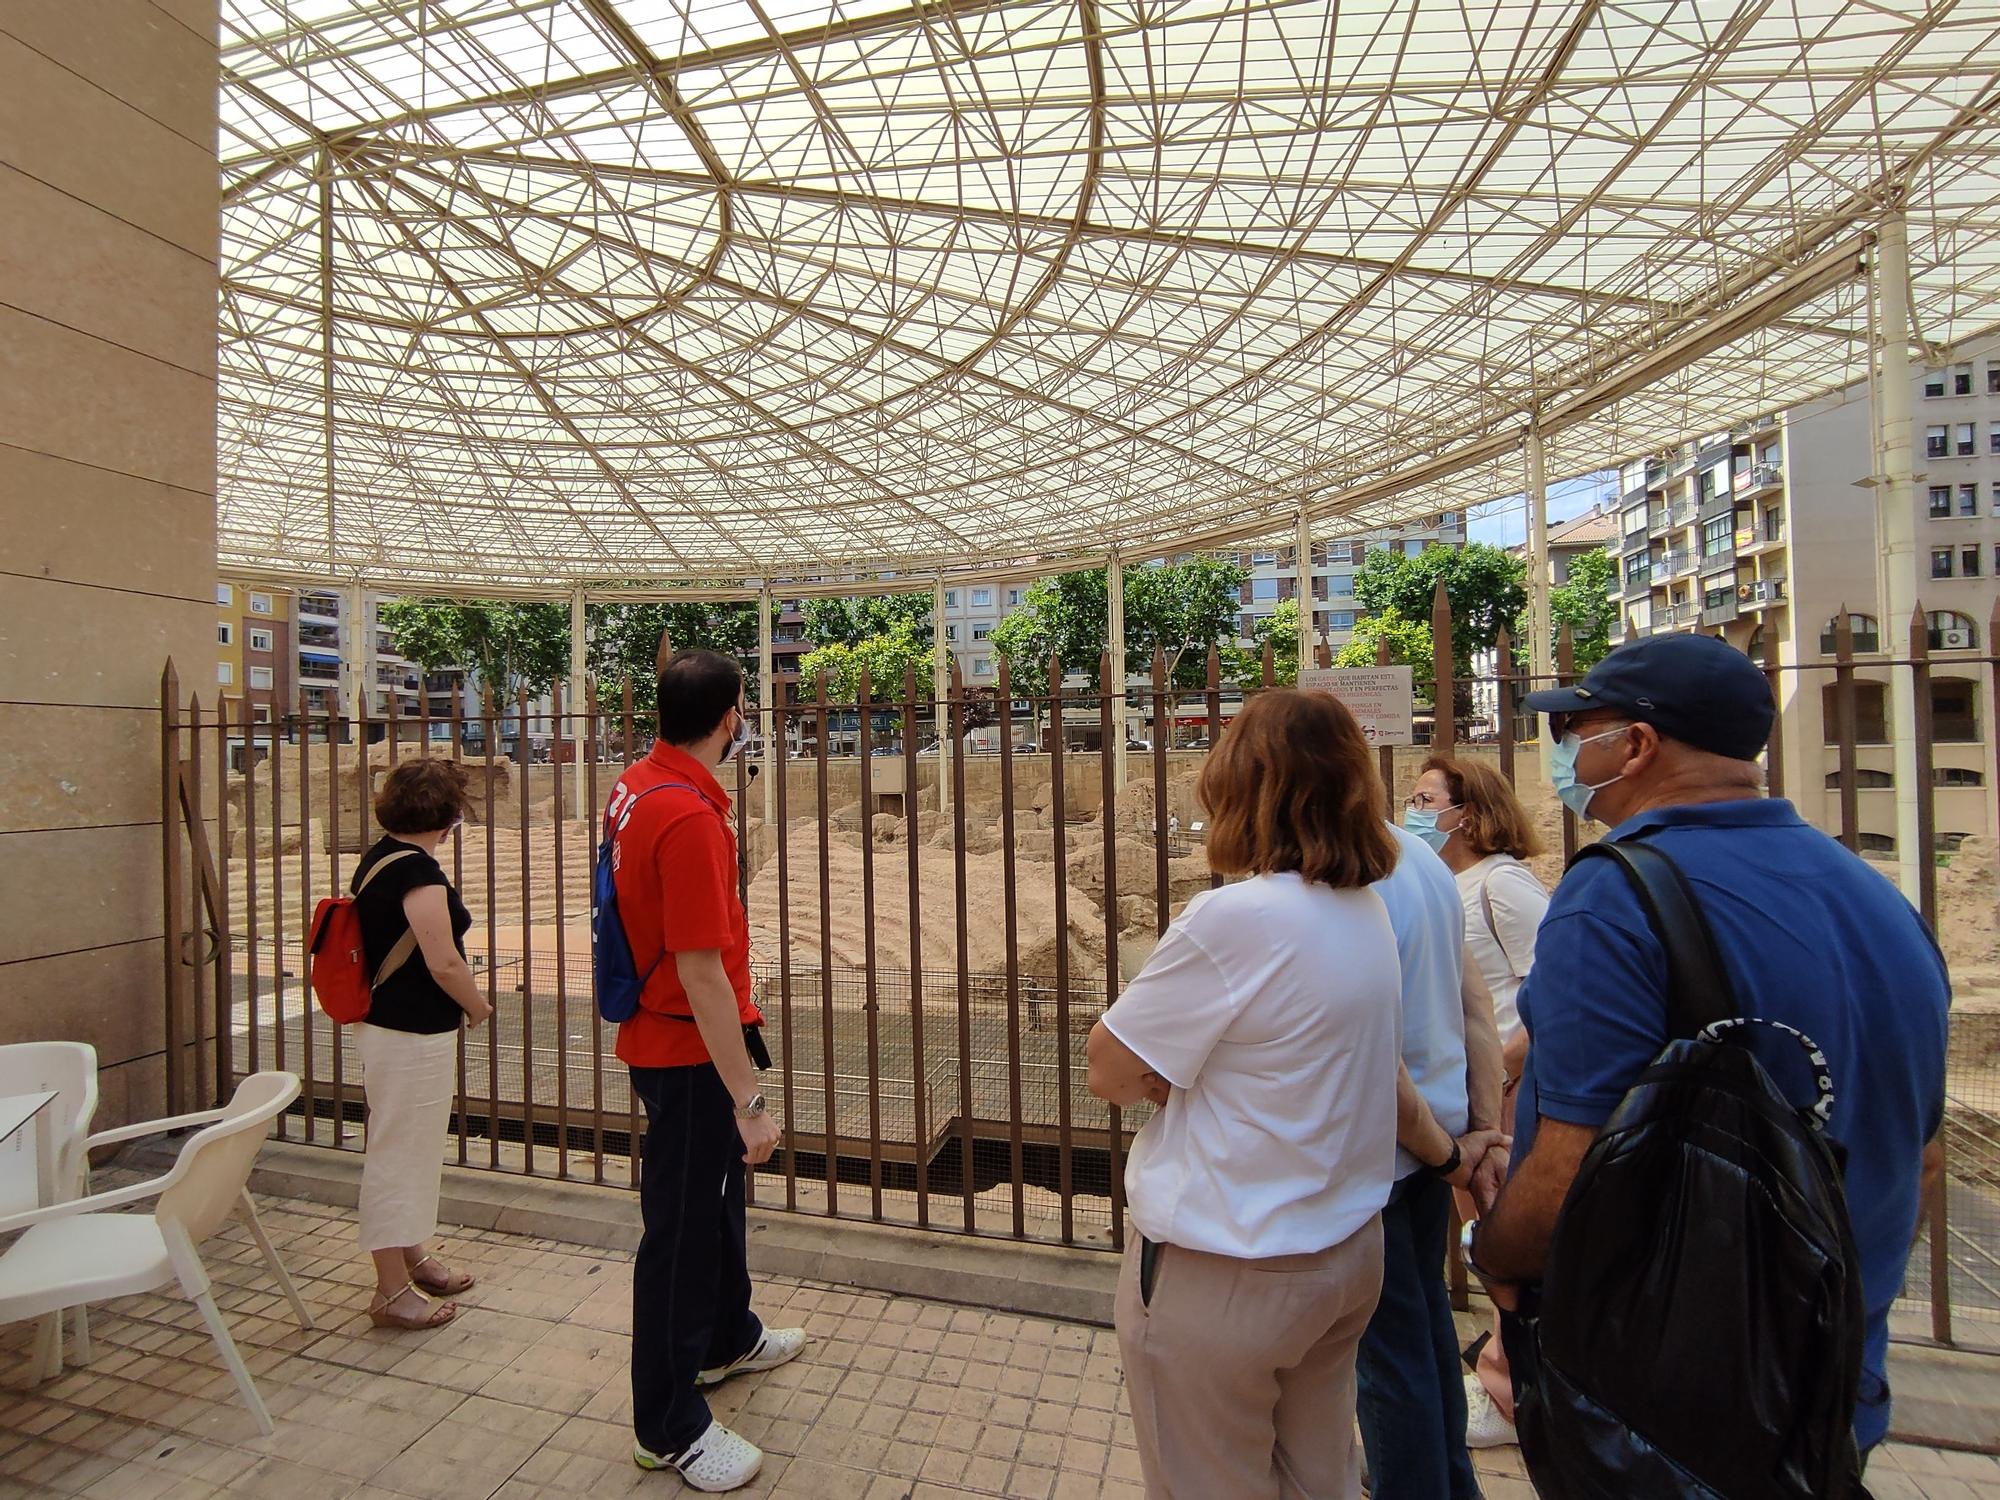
[989, 570, 1109, 696]
[796, 619, 936, 704]
[801, 592, 933, 648]
[1352, 542, 1526, 676]
[1544, 547, 1618, 669]
[1224, 598, 1304, 690]
[587, 600, 768, 715]
[1333, 608, 1435, 684]
[1124, 556, 1250, 687]
[378, 599, 570, 698]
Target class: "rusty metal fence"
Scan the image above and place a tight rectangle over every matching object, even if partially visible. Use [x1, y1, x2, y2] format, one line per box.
[154, 598, 2000, 1354]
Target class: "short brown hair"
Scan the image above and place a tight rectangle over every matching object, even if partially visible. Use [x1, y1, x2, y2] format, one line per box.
[1200, 690, 1398, 890]
[374, 757, 470, 835]
[1421, 755, 1542, 860]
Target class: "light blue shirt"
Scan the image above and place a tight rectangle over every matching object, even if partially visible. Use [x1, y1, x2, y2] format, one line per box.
[1373, 822, 1470, 1180]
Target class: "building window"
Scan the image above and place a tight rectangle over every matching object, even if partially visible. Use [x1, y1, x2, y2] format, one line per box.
[217, 583, 234, 607]
[1762, 508, 1783, 542]
[249, 591, 273, 615]
[252, 705, 272, 724]
[945, 624, 957, 641]
[1990, 363, 2000, 394]
[970, 589, 991, 607]
[1965, 546, 1983, 578]
[1250, 550, 1276, 566]
[1329, 574, 1354, 596]
[1935, 768, 1985, 788]
[1923, 371, 1946, 398]
[973, 658, 992, 677]
[1926, 425, 1949, 459]
[1825, 768, 1893, 789]
[1930, 485, 1952, 518]
[1962, 484, 1980, 517]
[1992, 425, 2000, 456]
[1928, 611, 1979, 651]
[1251, 578, 1280, 603]
[1703, 583, 1734, 613]
[250, 666, 274, 690]
[1702, 515, 1733, 556]
[1956, 423, 1976, 456]
[1327, 610, 1355, 630]
[1623, 553, 1651, 587]
[972, 625, 991, 641]
[217, 661, 234, 685]
[1932, 548, 1954, 579]
[1821, 682, 1888, 744]
[249, 628, 273, 653]
[1820, 613, 1881, 654]
[943, 590, 958, 607]
[1007, 589, 1021, 607]
[217, 623, 233, 646]
[1953, 365, 1973, 396]
[1934, 678, 1978, 743]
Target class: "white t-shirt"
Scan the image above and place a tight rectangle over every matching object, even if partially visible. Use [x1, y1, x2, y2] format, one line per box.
[1373, 824, 1471, 1180]
[1455, 854, 1549, 1040]
[1101, 872, 1401, 1258]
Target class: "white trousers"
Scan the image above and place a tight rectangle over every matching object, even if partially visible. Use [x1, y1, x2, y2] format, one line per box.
[354, 1023, 456, 1252]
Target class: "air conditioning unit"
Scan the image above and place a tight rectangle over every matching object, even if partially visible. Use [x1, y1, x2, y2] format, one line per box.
[1940, 628, 1973, 650]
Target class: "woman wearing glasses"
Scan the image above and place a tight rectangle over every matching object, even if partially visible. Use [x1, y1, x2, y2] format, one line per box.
[1402, 755, 1550, 1449]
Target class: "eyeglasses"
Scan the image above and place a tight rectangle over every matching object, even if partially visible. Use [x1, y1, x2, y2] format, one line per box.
[1405, 791, 1458, 812]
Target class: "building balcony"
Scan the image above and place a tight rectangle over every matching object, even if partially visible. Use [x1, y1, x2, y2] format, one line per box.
[1622, 526, 1650, 554]
[1737, 527, 1786, 557]
[1621, 572, 1654, 601]
[1734, 462, 1783, 496]
[1737, 576, 1788, 609]
[1699, 544, 1737, 574]
[298, 598, 338, 619]
[1660, 602, 1700, 627]
[1648, 500, 1697, 531]
[1660, 548, 1694, 577]
[1697, 491, 1739, 523]
[298, 662, 337, 684]
[1702, 598, 1741, 627]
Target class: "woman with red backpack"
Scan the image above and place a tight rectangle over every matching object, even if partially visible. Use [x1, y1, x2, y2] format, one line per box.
[346, 758, 492, 1330]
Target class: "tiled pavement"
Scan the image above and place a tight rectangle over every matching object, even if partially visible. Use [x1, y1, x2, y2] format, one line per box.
[2, 1192, 1997, 1499]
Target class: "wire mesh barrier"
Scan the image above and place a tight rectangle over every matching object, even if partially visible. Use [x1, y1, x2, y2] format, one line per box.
[153, 605, 2000, 1354]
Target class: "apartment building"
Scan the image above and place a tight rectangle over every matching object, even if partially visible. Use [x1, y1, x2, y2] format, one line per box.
[1231, 513, 1470, 650]
[1610, 331, 2000, 855]
[214, 581, 293, 723]
[939, 580, 1029, 684]
[293, 588, 424, 722]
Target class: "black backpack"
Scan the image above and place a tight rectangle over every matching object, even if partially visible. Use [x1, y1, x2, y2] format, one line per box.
[1502, 840, 1872, 1500]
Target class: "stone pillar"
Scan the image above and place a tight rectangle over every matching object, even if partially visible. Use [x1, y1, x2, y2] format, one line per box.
[0, 1, 221, 1123]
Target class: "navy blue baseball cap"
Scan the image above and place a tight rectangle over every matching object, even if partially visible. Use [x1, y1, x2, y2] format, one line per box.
[1522, 633, 1774, 761]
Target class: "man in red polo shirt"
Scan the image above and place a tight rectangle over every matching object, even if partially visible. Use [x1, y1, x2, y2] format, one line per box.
[613, 648, 800, 1493]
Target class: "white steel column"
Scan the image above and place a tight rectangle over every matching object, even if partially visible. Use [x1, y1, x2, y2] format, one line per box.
[340, 581, 365, 731]
[1526, 428, 1554, 772]
[1295, 509, 1315, 653]
[569, 589, 587, 815]
[1108, 552, 1127, 790]
[933, 579, 951, 816]
[758, 588, 777, 824]
[1877, 214, 1923, 902]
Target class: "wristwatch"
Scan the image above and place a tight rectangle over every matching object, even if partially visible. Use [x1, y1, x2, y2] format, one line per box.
[734, 1092, 768, 1120]
[1461, 1217, 1493, 1281]
[1427, 1138, 1462, 1181]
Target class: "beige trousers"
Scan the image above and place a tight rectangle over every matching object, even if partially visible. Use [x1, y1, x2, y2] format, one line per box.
[1115, 1217, 1385, 1500]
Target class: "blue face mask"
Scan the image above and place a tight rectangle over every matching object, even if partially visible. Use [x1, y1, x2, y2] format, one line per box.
[1400, 806, 1458, 854]
[1550, 725, 1631, 820]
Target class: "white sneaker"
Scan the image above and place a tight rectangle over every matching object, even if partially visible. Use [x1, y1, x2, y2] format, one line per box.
[634, 1421, 764, 1492]
[1463, 1373, 1517, 1449]
[697, 1325, 807, 1387]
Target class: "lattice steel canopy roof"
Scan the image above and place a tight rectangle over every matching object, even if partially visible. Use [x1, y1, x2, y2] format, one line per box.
[219, 1, 2000, 590]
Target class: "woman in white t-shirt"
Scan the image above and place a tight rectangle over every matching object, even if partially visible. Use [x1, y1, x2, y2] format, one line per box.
[1402, 754, 1550, 1450]
[1088, 689, 1403, 1500]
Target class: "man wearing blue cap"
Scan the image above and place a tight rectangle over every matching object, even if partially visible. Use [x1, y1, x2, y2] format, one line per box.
[1466, 632, 1947, 1462]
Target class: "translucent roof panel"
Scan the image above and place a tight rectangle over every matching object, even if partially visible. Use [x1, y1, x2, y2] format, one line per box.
[218, 0, 2000, 589]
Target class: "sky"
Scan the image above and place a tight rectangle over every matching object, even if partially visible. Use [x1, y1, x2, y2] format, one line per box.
[1465, 471, 1617, 548]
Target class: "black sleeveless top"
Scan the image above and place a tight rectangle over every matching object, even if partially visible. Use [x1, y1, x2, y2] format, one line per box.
[349, 836, 473, 1034]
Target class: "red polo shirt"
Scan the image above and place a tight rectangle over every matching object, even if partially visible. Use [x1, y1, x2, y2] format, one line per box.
[608, 742, 760, 1069]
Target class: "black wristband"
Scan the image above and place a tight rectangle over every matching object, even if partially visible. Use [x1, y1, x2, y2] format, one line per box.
[1428, 1138, 1462, 1180]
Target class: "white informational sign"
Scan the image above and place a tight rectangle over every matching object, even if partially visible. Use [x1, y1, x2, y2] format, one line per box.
[1297, 665, 1416, 746]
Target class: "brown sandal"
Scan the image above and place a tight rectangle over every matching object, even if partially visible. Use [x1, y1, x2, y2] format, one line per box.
[410, 1252, 476, 1296]
[368, 1281, 457, 1331]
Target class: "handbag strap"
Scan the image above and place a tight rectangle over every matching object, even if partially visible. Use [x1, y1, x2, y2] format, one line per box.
[353, 846, 417, 896]
[1566, 840, 1737, 1039]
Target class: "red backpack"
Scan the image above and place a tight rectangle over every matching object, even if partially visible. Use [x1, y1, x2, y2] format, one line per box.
[307, 849, 420, 1023]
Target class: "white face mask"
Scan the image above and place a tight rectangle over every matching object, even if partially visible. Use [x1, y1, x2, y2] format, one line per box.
[1551, 724, 1630, 820]
[719, 708, 750, 766]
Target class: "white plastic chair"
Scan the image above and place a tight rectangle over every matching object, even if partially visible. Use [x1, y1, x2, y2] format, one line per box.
[0, 1072, 315, 1434]
[0, 1042, 99, 1373]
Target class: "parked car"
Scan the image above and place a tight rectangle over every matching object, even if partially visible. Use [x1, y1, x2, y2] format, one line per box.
[1126, 738, 1152, 752]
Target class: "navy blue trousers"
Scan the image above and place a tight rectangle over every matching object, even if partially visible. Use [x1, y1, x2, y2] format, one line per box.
[629, 1063, 763, 1455]
[1356, 1173, 1482, 1500]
